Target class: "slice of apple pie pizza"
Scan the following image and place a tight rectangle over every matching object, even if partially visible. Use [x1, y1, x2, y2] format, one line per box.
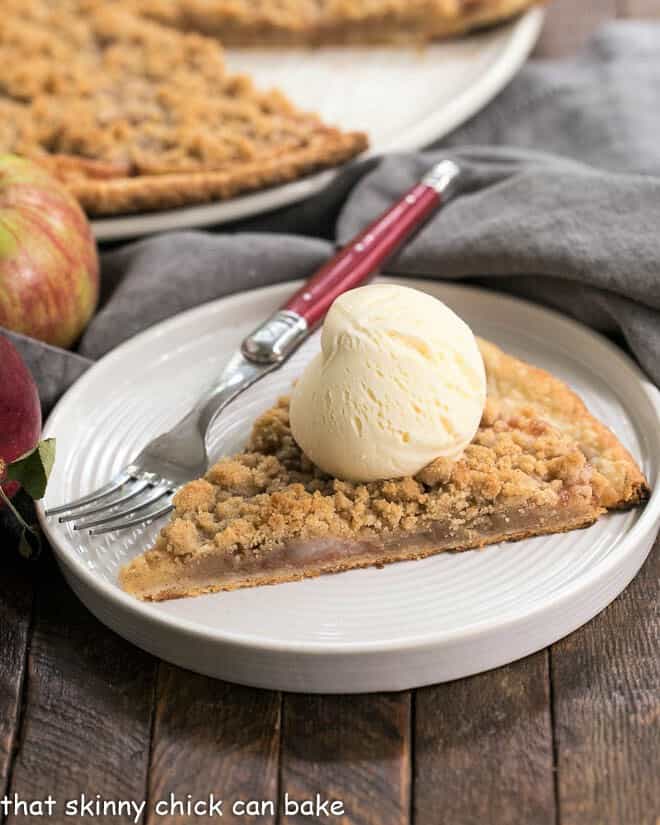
[120, 339, 648, 601]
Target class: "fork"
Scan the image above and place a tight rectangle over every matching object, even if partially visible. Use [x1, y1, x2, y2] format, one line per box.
[45, 160, 461, 535]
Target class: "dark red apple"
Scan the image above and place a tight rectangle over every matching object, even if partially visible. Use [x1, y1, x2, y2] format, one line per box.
[0, 154, 99, 348]
[0, 334, 41, 501]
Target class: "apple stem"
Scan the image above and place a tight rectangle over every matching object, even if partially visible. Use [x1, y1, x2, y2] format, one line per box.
[0, 484, 36, 535]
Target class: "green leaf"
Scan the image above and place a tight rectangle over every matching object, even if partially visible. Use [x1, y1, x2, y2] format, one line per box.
[6, 438, 56, 500]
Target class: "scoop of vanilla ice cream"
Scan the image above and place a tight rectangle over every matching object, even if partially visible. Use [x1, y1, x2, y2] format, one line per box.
[289, 284, 486, 482]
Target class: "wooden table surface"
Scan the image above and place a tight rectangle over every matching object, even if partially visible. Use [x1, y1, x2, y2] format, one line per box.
[2, 4, 659, 824]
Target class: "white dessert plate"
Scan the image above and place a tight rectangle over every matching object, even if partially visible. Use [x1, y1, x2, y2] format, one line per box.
[38, 280, 660, 693]
[91, 10, 544, 241]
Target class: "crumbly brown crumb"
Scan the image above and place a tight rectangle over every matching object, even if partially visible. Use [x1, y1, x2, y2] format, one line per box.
[0, 0, 323, 172]
[156, 395, 601, 564]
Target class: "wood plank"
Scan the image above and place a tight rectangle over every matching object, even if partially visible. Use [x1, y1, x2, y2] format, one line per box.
[618, 0, 660, 16]
[533, 0, 618, 57]
[147, 664, 280, 825]
[552, 536, 660, 825]
[414, 652, 555, 825]
[0, 549, 33, 797]
[6, 554, 157, 825]
[279, 693, 411, 825]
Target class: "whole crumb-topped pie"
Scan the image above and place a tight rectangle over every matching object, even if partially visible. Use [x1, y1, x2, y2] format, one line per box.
[0, 0, 542, 215]
[129, 0, 543, 46]
[0, 0, 367, 215]
[120, 340, 649, 601]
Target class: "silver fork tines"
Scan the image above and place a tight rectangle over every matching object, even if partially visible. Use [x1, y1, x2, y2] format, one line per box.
[44, 469, 135, 518]
[44, 469, 176, 533]
[72, 482, 173, 531]
[43, 348, 275, 533]
[89, 500, 174, 536]
[57, 478, 151, 523]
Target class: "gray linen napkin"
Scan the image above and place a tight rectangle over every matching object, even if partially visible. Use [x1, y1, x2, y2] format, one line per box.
[4, 21, 660, 415]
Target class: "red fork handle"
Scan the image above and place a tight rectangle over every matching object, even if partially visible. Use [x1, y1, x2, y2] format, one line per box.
[283, 160, 461, 327]
[241, 160, 461, 366]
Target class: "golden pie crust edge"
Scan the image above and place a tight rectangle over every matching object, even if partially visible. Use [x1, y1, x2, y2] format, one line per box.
[143, 0, 545, 46]
[39, 129, 367, 216]
[443, 0, 545, 38]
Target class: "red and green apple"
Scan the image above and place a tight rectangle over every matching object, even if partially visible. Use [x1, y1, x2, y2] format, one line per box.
[0, 154, 99, 349]
[0, 333, 42, 501]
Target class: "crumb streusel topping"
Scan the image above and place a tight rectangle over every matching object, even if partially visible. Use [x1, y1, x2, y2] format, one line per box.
[1, 0, 337, 176]
[0, 0, 366, 217]
[157, 395, 603, 563]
